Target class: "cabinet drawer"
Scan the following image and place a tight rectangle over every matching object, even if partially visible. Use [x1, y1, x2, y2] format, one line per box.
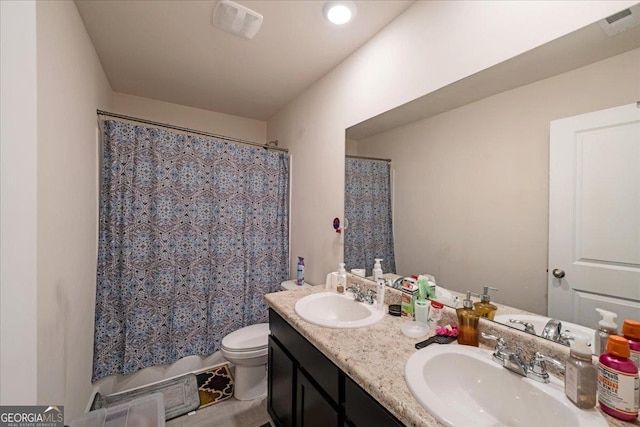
[344, 376, 404, 427]
[269, 309, 339, 404]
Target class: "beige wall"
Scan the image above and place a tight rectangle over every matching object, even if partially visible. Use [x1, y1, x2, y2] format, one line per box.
[267, 0, 635, 285]
[36, 0, 112, 419]
[112, 92, 267, 143]
[356, 48, 640, 315]
[0, 0, 38, 404]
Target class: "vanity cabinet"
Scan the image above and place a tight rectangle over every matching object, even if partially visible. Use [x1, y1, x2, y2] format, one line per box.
[296, 368, 339, 427]
[268, 335, 295, 427]
[268, 309, 404, 427]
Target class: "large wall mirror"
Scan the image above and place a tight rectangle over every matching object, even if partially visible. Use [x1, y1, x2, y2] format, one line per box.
[344, 11, 640, 343]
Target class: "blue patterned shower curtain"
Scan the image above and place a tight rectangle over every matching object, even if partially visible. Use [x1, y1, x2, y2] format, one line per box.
[92, 120, 289, 381]
[344, 158, 396, 276]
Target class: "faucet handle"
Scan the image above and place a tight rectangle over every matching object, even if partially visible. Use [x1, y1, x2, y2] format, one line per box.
[364, 288, 377, 303]
[481, 332, 509, 362]
[481, 332, 505, 348]
[528, 351, 565, 383]
[508, 319, 537, 335]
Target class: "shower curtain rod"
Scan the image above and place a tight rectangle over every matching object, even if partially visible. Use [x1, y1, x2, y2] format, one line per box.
[96, 109, 287, 153]
[346, 154, 391, 162]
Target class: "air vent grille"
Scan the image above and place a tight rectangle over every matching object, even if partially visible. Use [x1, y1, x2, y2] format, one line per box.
[598, 5, 639, 37]
[212, 0, 263, 40]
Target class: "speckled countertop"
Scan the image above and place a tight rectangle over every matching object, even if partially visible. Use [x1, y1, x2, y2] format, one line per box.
[264, 280, 638, 427]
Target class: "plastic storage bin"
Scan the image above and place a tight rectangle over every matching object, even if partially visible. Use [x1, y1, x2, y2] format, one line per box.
[71, 393, 164, 427]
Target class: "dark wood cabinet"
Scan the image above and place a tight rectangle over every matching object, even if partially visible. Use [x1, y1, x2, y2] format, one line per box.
[268, 309, 404, 427]
[296, 368, 339, 427]
[344, 376, 404, 427]
[268, 335, 295, 427]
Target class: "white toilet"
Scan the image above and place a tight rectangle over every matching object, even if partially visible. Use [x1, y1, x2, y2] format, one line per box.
[220, 323, 270, 401]
[220, 280, 311, 401]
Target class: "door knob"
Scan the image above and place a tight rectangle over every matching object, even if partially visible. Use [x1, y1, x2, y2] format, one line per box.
[552, 268, 565, 279]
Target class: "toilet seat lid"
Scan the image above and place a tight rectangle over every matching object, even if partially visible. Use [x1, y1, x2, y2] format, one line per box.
[221, 323, 269, 352]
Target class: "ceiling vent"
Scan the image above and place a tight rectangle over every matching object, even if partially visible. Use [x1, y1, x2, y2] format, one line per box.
[598, 4, 640, 37]
[212, 0, 263, 39]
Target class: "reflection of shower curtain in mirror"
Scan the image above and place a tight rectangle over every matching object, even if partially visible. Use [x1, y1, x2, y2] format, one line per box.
[344, 158, 396, 276]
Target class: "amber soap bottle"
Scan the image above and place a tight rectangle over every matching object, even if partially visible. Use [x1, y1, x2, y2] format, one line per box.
[456, 291, 480, 346]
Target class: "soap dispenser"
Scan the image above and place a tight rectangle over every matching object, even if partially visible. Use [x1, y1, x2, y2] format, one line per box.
[594, 308, 618, 355]
[474, 286, 498, 320]
[373, 258, 383, 282]
[456, 292, 480, 347]
[336, 262, 346, 294]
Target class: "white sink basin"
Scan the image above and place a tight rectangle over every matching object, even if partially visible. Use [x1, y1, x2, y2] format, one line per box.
[494, 314, 596, 348]
[405, 345, 607, 427]
[294, 292, 384, 328]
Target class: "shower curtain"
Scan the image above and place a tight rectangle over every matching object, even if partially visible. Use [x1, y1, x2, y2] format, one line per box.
[344, 158, 396, 276]
[92, 120, 289, 381]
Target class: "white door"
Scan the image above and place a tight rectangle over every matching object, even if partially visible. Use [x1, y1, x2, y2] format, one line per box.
[548, 103, 640, 329]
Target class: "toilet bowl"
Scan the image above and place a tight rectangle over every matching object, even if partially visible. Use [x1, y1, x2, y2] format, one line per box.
[220, 323, 270, 401]
[220, 281, 312, 400]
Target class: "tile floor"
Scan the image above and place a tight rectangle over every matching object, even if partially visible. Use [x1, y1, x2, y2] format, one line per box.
[166, 396, 273, 427]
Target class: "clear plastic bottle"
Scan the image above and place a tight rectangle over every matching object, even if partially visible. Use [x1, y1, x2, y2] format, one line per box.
[336, 262, 346, 294]
[594, 308, 618, 355]
[598, 335, 639, 421]
[565, 335, 597, 408]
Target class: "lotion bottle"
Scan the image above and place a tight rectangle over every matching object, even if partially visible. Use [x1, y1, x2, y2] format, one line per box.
[336, 262, 346, 294]
[598, 335, 639, 421]
[565, 334, 597, 409]
[595, 308, 618, 355]
[456, 291, 480, 347]
[373, 258, 383, 282]
[473, 286, 498, 320]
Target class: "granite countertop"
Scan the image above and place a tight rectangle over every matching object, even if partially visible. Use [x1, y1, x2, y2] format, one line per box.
[264, 283, 638, 427]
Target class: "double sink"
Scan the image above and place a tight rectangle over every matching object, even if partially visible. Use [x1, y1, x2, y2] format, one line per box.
[294, 291, 608, 427]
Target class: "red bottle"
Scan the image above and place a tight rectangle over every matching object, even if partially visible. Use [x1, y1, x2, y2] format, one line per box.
[597, 335, 639, 421]
[622, 320, 640, 369]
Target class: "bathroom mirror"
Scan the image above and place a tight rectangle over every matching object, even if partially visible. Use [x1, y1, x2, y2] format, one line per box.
[344, 16, 640, 343]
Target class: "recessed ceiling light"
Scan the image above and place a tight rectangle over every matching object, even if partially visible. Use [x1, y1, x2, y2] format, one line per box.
[323, 1, 357, 25]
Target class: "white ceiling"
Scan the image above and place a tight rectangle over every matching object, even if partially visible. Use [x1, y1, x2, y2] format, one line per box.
[348, 15, 640, 140]
[75, 0, 414, 121]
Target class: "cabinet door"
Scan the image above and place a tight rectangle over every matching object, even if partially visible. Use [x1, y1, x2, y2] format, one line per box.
[296, 369, 339, 427]
[344, 377, 404, 427]
[268, 336, 295, 427]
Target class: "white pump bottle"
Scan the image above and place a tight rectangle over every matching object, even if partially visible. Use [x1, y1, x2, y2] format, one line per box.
[373, 258, 383, 282]
[595, 308, 618, 355]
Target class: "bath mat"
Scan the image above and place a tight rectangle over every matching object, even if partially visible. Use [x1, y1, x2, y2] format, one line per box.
[195, 364, 234, 408]
[91, 373, 200, 420]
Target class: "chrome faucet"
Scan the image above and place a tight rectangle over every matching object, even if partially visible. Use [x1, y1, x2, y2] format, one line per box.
[541, 319, 577, 347]
[481, 332, 565, 383]
[541, 318, 562, 341]
[507, 318, 537, 335]
[346, 284, 376, 304]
